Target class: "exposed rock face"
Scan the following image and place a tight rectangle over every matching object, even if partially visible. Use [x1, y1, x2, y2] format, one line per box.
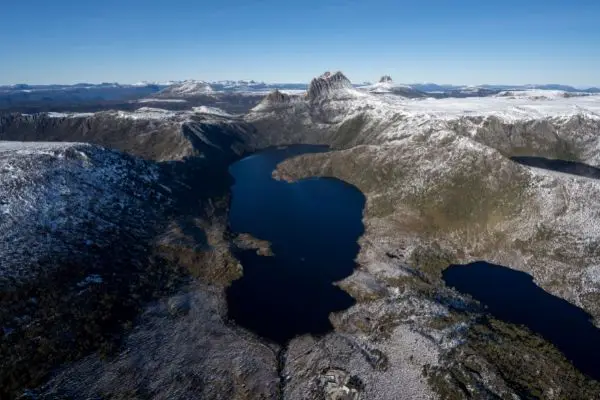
[0, 111, 190, 160]
[246, 72, 366, 147]
[255, 89, 294, 110]
[447, 115, 600, 164]
[361, 75, 427, 98]
[307, 71, 354, 101]
[0, 110, 256, 161]
[265, 89, 291, 104]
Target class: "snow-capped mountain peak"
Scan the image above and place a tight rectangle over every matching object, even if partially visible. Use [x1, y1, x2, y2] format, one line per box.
[156, 80, 214, 97]
[307, 71, 356, 101]
[358, 76, 424, 97]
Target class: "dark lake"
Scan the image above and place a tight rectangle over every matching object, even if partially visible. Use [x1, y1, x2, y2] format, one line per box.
[226, 145, 365, 344]
[511, 156, 600, 180]
[443, 261, 600, 381]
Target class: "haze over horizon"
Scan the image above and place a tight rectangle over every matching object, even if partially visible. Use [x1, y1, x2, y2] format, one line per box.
[2, 0, 599, 86]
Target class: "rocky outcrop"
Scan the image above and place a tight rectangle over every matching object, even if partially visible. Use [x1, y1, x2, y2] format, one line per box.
[247, 71, 371, 147]
[447, 115, 600, 165]
[363, 75, 426, 98]
[257, 89, 293, 108]
[307, 71, 354, 101]
[232, 233, 274, 256]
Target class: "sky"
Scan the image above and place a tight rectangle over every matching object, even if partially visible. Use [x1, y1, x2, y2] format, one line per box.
[1, 0, 599, 86]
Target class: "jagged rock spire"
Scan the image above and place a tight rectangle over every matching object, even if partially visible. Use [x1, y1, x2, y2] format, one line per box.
[379, 75, 393, 83]
[307, 71, 352, 101]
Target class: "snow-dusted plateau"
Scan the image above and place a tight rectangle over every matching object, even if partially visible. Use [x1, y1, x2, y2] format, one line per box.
[2, 71, 600, 399]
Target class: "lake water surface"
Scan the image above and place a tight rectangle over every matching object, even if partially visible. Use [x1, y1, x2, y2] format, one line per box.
[443, 261, 600, 381]
[226, 145, 365, 344]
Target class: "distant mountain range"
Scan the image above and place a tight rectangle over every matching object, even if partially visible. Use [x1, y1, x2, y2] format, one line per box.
[1, 79, 598, 114]
[406, 83, 600, 94]
[3, 81, 598, 94]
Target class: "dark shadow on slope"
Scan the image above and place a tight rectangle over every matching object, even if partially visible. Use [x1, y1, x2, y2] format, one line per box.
[511, 156, 600, 180]
[443, 261, 600, 381]
[0, 92, 263, 114]
[0, 122, 252, 398]
[226, 145, 365, 344]
[181, 119, 250, 160]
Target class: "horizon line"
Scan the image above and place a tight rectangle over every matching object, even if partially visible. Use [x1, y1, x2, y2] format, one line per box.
[1, 80, 599, 89]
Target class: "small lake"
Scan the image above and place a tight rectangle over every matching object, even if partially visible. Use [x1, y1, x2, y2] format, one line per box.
[443, 261, 600, 381]
[226, 145, 365, 344]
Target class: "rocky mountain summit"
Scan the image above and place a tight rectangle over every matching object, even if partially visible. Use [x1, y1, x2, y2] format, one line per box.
[307, 71, 357, 101]
[358, 75, 426, 97]
[258, 89, 294, 107]
[2, 70, 600, 399]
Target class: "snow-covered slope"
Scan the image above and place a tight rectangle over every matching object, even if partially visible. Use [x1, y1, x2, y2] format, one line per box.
[0, 141, 168, 282]
[358, 76, 425, 97]
[495, 89, 589, 99]
[247, 71, 600, 159]
[211, 79, 268, 91]
[136, 98, 188, 104]
[383, 93, 600, 121]
[155, 80, 214, 97]
[0, 110, 258, 397]
[0, 107, 254, 161]
[307, 71, 365, 101]
[251, 80, 600, 123]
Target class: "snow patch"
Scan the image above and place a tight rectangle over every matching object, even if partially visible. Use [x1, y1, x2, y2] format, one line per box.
[116, 107, 187, 121]
[136, 98, 188, 104]
[192, 106, 233, 117]
[157, 80, 214, 97]
[46, 112, 94, 118]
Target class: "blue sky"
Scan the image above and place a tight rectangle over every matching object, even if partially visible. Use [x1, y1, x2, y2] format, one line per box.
[1, 0, 599, 85]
